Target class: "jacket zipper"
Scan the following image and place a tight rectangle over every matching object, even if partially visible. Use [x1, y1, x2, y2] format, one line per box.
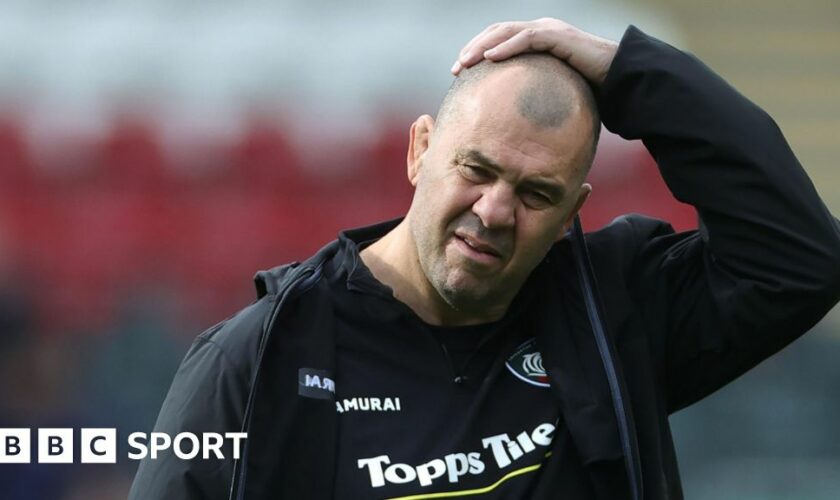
[228, 265, 323, 500]
[571, 216, 643, 500]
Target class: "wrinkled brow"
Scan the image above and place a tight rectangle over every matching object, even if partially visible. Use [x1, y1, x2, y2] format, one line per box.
[455, 149, 567, 200]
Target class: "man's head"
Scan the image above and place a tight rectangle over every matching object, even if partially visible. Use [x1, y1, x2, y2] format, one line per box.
[403, 53, 599, 318]
[435, 54, 601, 162]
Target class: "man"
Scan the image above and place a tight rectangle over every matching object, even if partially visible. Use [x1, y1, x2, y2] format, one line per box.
[129, 18, 840, 500]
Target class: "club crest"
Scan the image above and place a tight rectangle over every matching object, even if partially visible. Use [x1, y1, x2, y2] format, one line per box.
[505, 338, 550, 387]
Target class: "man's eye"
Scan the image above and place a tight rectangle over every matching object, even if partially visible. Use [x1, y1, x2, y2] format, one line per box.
[522, 191, 552, 208]
[461, 164, 490, 181]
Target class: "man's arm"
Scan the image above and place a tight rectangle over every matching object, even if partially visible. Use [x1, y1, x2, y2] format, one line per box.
[128, 335, 241, 500]
[128, 298, 267, 500]
[597, 25, 839, 411]
[456, 19, 840, 411]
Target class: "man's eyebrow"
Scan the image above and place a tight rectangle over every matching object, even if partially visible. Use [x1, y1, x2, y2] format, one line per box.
[456, 149, 504, 173]
[522, 178, 566, 200]
[456, 149, 566, 200]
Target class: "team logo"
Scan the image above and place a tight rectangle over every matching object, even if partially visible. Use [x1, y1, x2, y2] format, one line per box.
[505, 338, 550, 387]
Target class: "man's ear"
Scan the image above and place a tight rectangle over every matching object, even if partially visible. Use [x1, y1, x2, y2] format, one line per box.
[558, 183, 592, 240]
[407, 114, 435, 186]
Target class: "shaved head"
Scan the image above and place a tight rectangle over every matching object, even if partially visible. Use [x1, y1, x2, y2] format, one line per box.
[435, 54, 601, 172]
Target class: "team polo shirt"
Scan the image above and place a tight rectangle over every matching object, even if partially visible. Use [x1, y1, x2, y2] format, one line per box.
[328, 232, 595, 499]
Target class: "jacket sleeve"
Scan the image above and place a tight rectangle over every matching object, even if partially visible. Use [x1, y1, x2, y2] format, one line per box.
[127, 298, 269, 500]
[596, 26, 840, 412]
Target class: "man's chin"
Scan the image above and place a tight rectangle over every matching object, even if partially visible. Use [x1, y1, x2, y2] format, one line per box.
[437, 275, 497, 310]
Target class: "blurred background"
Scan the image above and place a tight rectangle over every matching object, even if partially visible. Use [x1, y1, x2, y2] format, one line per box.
[0, 0, 837, 498]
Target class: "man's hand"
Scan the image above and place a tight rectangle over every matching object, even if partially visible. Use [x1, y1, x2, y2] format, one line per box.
[451, 18, 619, 87]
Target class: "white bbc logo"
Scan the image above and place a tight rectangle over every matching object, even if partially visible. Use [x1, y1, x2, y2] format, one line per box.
[1, 428, 117, 463]
[81, 428, 116, 463]
[0, 428, 245, 463]
[38, 428, 73, 463]
[0, 429, 30, 463]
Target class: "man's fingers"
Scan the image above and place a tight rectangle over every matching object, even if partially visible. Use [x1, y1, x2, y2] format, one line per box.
[454, 24, 499, 73]
[459, 23, 501, 58]
[453, 22, 524, 74]
[481, 28, 561, 62]
[458, 26, 514, 67]
[450, 17, 617, 86]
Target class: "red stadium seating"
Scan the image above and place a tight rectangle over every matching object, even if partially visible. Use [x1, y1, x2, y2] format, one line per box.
[0, 114, 696, 334]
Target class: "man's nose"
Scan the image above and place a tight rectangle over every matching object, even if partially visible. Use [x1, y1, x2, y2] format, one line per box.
[472, 183, 516, 229]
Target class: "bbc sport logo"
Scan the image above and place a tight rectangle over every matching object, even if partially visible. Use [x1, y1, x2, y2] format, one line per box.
[0, 428, 247, 463]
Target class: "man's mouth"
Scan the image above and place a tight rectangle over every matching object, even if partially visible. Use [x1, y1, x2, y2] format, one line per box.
[453, 232, 503, 261]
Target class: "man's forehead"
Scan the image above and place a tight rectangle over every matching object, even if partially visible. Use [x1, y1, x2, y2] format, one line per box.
[434, 64, 595, 186]
[446, 110, 580, 170]
[440, 57, 596, 145]
[452, 82, 554, 138]
[452, 69, 586, 138]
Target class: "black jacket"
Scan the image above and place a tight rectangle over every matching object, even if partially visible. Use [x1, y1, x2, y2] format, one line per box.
[128, 26, 840, 500]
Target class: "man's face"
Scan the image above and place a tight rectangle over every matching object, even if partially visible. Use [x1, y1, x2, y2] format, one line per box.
[406, 69, 593, 314]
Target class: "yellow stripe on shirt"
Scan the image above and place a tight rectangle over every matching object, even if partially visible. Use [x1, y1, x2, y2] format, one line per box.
[384, 452, 553, 500]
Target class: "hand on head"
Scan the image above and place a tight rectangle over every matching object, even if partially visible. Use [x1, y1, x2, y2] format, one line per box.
[452, 18, 618, 87]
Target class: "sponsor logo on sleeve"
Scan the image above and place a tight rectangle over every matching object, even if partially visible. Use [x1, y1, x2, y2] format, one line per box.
[298, 368, 336, 400]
